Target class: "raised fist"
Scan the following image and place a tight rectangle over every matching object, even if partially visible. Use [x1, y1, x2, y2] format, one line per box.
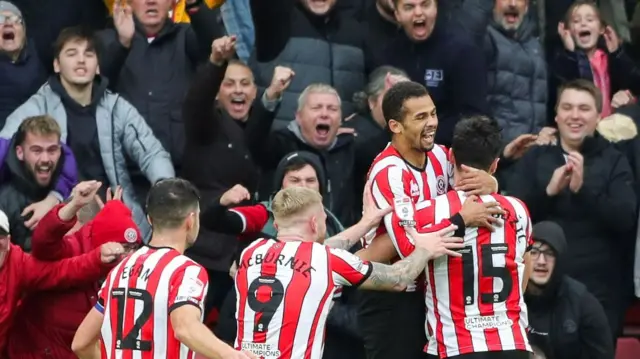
[220, 184, 251, 207]
[265, 66, 295, 101]
[210, 35, 237, 66]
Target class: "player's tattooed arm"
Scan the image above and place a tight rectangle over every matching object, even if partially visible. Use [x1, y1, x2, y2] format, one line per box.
[359, 248, 431, 290]
[324, 236, 357, 250]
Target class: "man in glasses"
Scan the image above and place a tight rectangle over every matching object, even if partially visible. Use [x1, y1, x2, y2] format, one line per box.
[7, 180, 142, 359]
[525, 221, 614, 359]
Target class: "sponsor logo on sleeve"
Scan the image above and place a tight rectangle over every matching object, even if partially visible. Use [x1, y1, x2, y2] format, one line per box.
[394, 197, 416, 227]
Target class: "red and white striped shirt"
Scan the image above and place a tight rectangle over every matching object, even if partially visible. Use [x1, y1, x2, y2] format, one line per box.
[96, 246, 209, 359]
[366, 143, 452, 290]
[235, 238, 372, 359]
[417, 191, 533, 358]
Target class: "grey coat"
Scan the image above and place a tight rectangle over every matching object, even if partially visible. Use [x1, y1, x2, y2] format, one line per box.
[0, 83, 175, 239]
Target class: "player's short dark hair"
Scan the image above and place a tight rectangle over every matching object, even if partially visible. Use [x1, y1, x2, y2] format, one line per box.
[382, 81, 430, 125]
[53, 26, 99, 59]
[451, 115, 502, 171]
[146, 178, 200, 230]
[556, 79, 602, 113]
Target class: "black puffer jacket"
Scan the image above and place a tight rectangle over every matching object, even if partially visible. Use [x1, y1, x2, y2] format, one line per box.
[0, 133, 63, 251]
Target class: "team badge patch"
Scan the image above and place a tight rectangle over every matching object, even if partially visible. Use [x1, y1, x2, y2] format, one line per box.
[436, 175, 446, 195]
[124, 228, 138, 243]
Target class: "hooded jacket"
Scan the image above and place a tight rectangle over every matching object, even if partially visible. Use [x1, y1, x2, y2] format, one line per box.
[0, 133, 64, 251]
[6, 201, 139, 359]
[525, 221, 614, 359]
[201, 151, 344, 246]
[0, 76, 175, 240]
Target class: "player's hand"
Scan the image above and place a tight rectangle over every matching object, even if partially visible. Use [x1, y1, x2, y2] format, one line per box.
[96, 185, 125, 209]
[100, 242, 125, 263]
[221, 349, 258, 359]
[503, 134, 537, 160]
[454, 165, 497, 196]
[536, 127, 557, 146]
[407, 226, 464, 259]
[360, 180, 392, 229]
[545, 164, 572, 196]
[458, 195, 504, 231]
[220, 184, 251, 206]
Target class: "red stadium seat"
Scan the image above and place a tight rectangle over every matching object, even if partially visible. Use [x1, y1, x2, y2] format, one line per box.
[624, 300, 640, 336]
[616, 338, 640, 359]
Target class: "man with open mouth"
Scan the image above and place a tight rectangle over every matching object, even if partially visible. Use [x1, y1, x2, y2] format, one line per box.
[373, 0, 488, 148]
[0, 1, 46, 123]
[481, 0, 552, 147]
[0, 115, 64, 252]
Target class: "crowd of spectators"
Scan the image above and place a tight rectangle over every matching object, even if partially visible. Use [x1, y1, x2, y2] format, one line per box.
[1, 0, 640, 358]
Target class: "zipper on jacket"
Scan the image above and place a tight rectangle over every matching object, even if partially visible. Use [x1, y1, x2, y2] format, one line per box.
[111, 101, 120, 185]
[128, 123, 148, 152]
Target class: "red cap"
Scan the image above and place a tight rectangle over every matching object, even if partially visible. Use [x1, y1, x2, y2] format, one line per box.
[90, 201, 142, 248]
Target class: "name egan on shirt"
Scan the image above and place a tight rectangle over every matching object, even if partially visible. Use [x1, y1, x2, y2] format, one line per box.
[121, 264, 152, 281]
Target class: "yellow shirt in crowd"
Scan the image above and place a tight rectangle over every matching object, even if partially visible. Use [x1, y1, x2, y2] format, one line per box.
[104, 0, 224, 23]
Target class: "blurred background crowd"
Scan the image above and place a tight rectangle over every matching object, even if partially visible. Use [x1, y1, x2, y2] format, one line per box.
[2, 0, 640, 358]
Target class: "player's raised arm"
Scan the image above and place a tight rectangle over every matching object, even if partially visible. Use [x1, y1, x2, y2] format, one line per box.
[359, 226, 464, 291]
[324, 181, 392, 250]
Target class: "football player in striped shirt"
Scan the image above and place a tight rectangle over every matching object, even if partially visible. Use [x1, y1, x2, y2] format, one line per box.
[234, 186, 465, 359]
[72, 179, 256, 359]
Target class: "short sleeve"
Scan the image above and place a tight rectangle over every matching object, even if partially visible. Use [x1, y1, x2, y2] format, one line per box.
[328, 248, 372, 287]
[168, 265, 209, 313]
[95, 276, 111, 314]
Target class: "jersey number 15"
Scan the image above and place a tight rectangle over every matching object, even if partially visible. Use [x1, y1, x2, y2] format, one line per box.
[461, 244, 513, 305]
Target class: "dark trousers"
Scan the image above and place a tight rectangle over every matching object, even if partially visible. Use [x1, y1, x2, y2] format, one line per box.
[424, 350, 532, 359]
[358, 289, 427, 359]
[204, 269, 234, 319]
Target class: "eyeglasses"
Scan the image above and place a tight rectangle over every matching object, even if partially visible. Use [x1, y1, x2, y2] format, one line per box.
[530, 248, 555, 260]
[0, 14, 23, 25]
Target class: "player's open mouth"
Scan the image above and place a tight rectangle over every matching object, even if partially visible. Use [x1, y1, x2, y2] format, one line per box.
[413, 19, 427, 34]
[533, 268, 548, 274]
[422, 131, 435, 141]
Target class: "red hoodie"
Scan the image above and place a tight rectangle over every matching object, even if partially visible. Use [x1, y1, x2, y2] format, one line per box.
[0, 237, 111, 357]
[7, 202, 141, 359]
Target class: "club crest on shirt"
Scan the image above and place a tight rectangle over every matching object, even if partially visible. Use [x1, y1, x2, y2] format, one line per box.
[436, 175, 446, 195]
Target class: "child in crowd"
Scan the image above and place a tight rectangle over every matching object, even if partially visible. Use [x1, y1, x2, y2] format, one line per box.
[555, 0, 640, 117]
